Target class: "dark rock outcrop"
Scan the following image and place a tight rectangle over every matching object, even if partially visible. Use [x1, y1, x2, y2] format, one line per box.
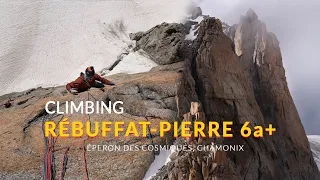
[132, 23, 189, 65]
[189, 7, 202, 20]
[129, 31, 144, 41]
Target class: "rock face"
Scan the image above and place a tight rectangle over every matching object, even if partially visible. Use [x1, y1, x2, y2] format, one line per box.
[132, 23, 189, 65]
[151, 11, 320, 180]
[0, 63, 192, 180]
[229, 9, 319, 179]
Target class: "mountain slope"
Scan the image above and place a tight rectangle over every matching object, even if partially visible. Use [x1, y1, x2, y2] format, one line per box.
[309, 135, 320, 170]
[0, 0, 191, 95]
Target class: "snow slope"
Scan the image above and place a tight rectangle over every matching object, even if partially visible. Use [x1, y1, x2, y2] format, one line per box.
[308, 135, 320, 170]
[185, 16, 203, 41]
[107, 50, 157, 76]
[143, 148, 175, 180]
[0, 0, 192, 95]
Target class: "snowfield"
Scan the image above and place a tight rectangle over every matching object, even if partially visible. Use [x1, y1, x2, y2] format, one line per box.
[185, 15, 203, 41]
[106, 50, 158, 76]
[143, 148, 176, 180]
[0, 0, 192, 95]
[308, 135, 320, 170]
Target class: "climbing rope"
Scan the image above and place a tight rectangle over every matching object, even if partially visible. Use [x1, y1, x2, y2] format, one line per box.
[82, 139, 89, 180]
[42, 114, 67, 180]
[42, 89, 130, 180]
[42, 118, 56, 180]
[80, 91, 92, 180]
[42, 91, 93, 180]
[59, 147, 69, 180]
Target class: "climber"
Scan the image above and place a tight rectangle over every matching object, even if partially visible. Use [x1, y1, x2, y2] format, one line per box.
[66, 66, 115, 95]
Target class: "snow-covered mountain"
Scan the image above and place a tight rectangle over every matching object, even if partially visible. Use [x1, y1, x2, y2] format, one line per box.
[308, 135, 320, 170]
[0, 0, 192, 95]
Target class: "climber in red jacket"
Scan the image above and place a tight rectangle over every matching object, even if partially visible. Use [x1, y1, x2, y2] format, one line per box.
[66, 66, 115, 95]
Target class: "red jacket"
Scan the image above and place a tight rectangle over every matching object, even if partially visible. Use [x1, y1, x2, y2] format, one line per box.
[66, 73, 111, 92]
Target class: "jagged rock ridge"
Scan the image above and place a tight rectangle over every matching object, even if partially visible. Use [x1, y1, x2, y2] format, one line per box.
[137, 9, 320, 180]
[131, 23, 189, 65]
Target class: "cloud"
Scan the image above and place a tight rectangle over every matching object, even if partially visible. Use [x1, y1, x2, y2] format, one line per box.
[197, 0, 320, 135]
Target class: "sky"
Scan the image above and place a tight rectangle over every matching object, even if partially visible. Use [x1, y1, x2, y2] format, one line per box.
[195, 0, 320, 135]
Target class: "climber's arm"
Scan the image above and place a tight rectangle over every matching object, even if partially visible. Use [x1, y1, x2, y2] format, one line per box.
[94, 74, 115, 86]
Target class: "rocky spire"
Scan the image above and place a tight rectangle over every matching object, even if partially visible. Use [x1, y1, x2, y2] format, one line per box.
[226, 9, 320, 179]
[245, 8, 258, 22]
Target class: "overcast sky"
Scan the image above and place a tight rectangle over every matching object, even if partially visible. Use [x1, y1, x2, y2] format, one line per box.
[195, 0, 320, 135]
